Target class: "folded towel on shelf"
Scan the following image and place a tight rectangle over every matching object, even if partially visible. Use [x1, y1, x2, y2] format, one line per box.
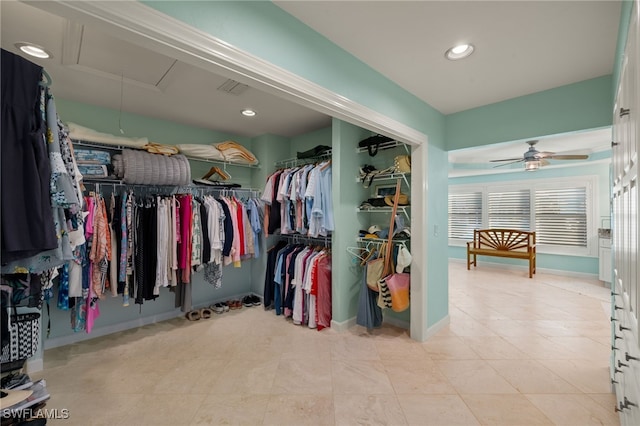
[176, 144, 226, 161]
[67, 122, 148, 148]
[215, 140, 258, 165]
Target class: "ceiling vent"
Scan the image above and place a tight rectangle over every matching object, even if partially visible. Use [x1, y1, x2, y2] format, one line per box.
[217, 79, 249, 95]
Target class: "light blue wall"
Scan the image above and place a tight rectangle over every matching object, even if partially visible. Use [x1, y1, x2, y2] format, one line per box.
[445, 76, 613, 151]
[331, 119, 372, 323]
[289, 127, 332, 157]
[427, 143, 449, 325]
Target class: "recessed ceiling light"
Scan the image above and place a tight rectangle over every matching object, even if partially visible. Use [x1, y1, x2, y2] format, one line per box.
[15, 42, 52, 59]
[445, 43, 474, 60]
[241, 109, 256, 117]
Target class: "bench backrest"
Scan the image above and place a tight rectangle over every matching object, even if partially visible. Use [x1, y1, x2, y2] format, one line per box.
[473, 229, 535, 251]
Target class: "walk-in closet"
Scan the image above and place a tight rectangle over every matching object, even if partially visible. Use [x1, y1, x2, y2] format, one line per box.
[1, 4, 422, 420]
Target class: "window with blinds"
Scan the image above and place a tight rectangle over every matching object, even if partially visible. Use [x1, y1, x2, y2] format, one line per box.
[449, 177, 595, 253]
[534, 187, 587, 246]
[448, 191, 482, 240]
[488, 190, 531, 230]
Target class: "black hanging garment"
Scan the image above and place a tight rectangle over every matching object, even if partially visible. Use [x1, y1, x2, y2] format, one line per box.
[1, 49, 57, 263]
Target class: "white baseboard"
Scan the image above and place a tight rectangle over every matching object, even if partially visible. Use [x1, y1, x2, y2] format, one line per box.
[43, 296, 258, 350]
[450, 257, 598, 281]
[26, 358, 44, 373]
[43, 309, 184, 350]
[330, 316, 357, 332]
[383, 315, 409, 330]
[424, 314, 451, 340]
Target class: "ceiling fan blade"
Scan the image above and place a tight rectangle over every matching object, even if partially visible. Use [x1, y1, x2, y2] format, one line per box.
[490, 158, 524, 162]
[536, 151, 555, 159]
[540, 159, 550, 166]
[547, 154, 589, 160]
[492, 159, 524, 168]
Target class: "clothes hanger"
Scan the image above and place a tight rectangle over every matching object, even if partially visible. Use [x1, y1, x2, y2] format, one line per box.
[319, 159, 332, 171]
[39, 69, 52, 87]
[346, 246, 366, 261]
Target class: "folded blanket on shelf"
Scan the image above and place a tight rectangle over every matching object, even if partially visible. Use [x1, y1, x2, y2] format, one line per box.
[74, 148, 111, 165]
[67, 122, 148, 148]
[215, 140, 258, 165]
[78, 164, 110, 179]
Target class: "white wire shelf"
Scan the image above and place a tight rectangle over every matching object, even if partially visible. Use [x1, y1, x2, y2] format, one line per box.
[71, 139, 260, 169]
[356, 139, 410, 155]
[356, 206, 410, 220]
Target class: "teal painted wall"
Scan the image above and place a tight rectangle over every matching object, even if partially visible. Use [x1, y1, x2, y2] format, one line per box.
[427, 143, 450, 325]
[289, 127, 332, 157]
[331, 119, 372, 323]
[55, 98, 249, 146]
[445, 76, 614, 151]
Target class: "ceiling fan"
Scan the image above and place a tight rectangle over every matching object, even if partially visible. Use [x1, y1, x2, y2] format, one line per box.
[490, 140, 589, 171]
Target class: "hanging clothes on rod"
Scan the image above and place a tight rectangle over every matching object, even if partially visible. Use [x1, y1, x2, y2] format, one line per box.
[69, 182, 265, 326]
[263, 238, 331, 331]
[262, 160, 334, 238]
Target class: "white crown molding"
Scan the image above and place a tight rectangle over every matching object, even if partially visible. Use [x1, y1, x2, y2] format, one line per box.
[30, 0, 427, 146]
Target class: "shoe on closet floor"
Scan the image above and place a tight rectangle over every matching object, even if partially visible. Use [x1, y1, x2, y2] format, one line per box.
[211, 303, 225, 314]
[250, 295, 262, 306]
[185, 310, 200, 321]
[242, 296, 254, 307]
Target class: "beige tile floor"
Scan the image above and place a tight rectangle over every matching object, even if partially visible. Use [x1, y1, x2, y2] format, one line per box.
[38, 261, 619, 425]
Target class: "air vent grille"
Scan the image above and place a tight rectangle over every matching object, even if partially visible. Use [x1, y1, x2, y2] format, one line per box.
[217, 79, 249, 95]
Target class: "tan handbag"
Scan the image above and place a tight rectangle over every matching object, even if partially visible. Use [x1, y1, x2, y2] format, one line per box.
[394, 155, 411, 173]
[365, 243, 386, 292]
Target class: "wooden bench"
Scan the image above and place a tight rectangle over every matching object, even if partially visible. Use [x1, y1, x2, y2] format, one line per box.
[467, 229, 536, 278]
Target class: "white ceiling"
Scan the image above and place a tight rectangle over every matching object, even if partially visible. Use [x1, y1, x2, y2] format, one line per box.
[276, 0, 621, 115]
[0, 0, 332, 139]
[1, 0, 620, 164]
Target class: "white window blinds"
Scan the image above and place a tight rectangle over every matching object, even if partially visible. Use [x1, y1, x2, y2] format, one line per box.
[488, 190, 531, 230]
[448, 191, 482, 240]
[534, 187, 587, 246]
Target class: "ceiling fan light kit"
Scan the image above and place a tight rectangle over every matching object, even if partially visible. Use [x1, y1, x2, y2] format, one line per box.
[525, 160, 540, 171]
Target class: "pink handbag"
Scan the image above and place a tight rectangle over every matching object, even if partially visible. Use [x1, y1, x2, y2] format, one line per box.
[385, 272, 410, 312]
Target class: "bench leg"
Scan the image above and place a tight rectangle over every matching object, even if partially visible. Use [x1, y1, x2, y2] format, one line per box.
[529, 260, 533, 278]
[467, 252, 476, 270]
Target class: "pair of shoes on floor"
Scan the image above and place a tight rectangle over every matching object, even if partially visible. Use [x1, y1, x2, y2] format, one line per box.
[227, 300, 242, 310]
[185, 307, 214, 321]
[242, 295, 262, 307]
[211, 302, 229, 314]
